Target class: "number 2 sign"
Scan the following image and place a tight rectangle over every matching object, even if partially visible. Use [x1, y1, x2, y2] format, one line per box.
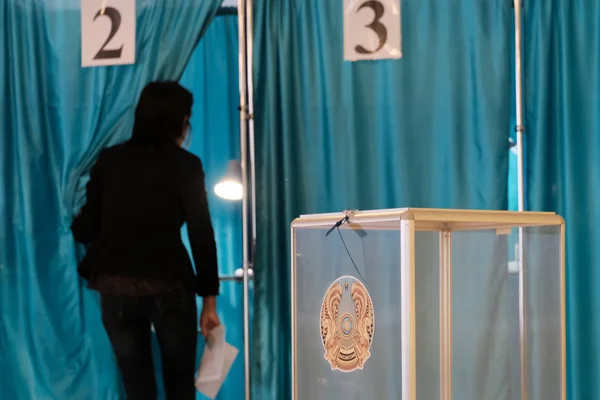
[344, 0, 401, 61]
[81, 0, 135, 67]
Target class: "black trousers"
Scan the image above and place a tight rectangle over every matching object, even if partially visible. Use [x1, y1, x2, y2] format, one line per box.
[100, 291, 197, 400]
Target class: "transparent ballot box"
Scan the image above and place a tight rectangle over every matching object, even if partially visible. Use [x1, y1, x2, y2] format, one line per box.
[291, 208, 565, 400]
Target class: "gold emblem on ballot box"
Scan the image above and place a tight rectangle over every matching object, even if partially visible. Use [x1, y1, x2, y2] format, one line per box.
[319, 276, 375, 372]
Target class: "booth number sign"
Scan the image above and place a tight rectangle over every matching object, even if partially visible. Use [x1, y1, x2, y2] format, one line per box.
[81, 0, 136, 67]
[344, 0, 402, 61]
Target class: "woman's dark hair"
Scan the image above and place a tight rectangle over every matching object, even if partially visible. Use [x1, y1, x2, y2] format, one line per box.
[132, 81, 193, 144]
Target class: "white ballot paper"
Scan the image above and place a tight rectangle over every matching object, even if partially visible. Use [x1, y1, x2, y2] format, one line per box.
[195, 325, 239, 399]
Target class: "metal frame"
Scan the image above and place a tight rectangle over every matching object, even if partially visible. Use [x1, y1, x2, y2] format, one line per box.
[511, 1, 568, 398]
[236, 0, 255, 397]
[291, 225, 298, 400]
[290, 208, 566, 399]
[400, 215, 417, 400]
[440, 230, 453, 400]
[512, 1, 528, 399]
[560, 223, 567, 400]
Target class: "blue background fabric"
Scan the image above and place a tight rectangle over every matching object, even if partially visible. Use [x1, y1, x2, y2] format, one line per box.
[0, 0, 221, 398]
[251, 0, 511, 397]
[524, 1, 600, 398]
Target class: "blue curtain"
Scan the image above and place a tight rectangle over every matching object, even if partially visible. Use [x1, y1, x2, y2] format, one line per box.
[0, 1, 221, 398]
[252, 0, 511, 397]
[177, 11, 248, 400]
[524, 1, 600, 398]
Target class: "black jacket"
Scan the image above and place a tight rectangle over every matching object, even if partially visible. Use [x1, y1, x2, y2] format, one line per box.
[71, 139, 219, 297]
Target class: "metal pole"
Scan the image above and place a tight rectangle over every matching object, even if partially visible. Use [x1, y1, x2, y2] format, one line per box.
[513, 0, 527, 398]
[514, 1, 524, 212]
[244, 3, 257, 398]
[236, 0, 252, 397]
[246, 0, 257, 247]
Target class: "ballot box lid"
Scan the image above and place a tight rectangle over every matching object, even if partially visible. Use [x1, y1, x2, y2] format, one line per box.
[291, 208, 564, 232]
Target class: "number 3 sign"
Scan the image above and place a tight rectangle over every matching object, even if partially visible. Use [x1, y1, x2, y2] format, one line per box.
[344, 0, 401, 61]
[81, 0, 136, 67]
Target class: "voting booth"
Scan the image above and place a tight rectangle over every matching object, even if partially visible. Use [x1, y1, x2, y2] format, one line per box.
[291, 208, 565, 400]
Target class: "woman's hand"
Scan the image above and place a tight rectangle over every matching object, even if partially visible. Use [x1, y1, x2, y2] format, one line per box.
[200, 296, 220, 339]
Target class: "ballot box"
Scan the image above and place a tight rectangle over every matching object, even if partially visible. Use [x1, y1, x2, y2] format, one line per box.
[290, 208, 565, 400]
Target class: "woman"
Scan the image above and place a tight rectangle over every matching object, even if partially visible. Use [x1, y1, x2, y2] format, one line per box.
[71, 81, 220, 400]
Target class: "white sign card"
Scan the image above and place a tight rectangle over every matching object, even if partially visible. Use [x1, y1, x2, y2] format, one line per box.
[344, 0, 402, 61]
[81, 0, 136, 67]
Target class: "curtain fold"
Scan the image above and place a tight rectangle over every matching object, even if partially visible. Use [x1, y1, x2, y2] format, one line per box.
[524, 1, 600, 398]
[252, 0, 511, 397]
[0, 1, 221, 398]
